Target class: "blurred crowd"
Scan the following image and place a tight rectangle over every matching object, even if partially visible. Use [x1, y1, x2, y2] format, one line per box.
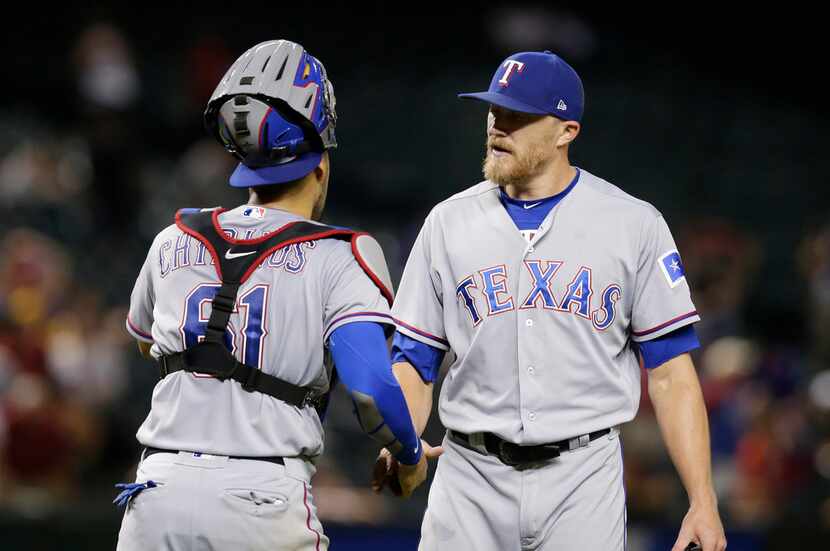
[623, 219, 830, 547]
[0, 21, 828, 550]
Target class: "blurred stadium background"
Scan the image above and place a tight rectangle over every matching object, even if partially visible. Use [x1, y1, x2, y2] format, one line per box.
[0, 5, 827, 550]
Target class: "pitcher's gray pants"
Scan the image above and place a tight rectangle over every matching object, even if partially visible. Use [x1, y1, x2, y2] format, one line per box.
[419, 428, 626, 551]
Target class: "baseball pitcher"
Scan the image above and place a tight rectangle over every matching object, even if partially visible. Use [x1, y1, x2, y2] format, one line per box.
[374, 51, 727, 551]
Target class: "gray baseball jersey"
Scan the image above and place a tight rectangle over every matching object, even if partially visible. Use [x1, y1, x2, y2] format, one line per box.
[126, 205, 394, 458]
[392, 168, 699, 444]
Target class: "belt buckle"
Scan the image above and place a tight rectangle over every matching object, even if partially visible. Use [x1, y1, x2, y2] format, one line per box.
[497, 440, 521, 467]
[468, 432, 486, 454]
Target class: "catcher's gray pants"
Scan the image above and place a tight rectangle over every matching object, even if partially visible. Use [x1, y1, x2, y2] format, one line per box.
[116, 450, 328, 551]
[419, 427, 626, 551]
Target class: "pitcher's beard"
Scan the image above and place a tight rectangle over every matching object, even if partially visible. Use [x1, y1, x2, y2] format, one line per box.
[482, 145, 550, 187]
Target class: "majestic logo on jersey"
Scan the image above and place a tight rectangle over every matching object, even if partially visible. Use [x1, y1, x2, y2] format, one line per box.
[455, 261, 622, 331]
[499, 60, 526, 86]
[658, 250, 686, 288]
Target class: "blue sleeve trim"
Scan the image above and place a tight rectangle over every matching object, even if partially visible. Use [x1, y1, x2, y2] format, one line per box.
[635, 324, 700, 369]
[391, 331, 445, 383]
[328, 322, 422, 464]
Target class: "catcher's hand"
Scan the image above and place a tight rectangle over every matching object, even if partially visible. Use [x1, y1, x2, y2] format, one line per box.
[371, 439, 443, 498]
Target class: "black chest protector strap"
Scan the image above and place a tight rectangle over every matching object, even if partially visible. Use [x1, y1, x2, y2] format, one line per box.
[157, 209, 356, 409]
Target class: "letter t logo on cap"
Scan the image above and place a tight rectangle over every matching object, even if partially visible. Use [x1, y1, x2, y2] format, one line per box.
[498, 60, 526, 86]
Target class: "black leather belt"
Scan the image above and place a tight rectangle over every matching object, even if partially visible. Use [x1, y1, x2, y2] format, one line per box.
[449, 428, 612, 467]
[143, 446, 284, 466]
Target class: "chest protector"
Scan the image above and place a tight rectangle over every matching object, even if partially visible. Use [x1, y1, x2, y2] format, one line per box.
[156, 208, 393, 410]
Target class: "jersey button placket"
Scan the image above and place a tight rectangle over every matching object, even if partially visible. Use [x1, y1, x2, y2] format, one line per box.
[518, 265, 540, 434]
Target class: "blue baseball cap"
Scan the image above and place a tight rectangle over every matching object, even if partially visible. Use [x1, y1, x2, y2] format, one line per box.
[458, 50, 584, 122]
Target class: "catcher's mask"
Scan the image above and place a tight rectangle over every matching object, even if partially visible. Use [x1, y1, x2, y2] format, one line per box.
[204, 39, 337, 187]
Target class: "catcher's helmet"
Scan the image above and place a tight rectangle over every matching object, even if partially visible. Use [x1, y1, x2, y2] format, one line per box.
[204, 40, 337, 187]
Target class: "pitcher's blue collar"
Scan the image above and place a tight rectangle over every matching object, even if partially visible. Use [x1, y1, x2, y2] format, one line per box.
[499, 167, 581, 206]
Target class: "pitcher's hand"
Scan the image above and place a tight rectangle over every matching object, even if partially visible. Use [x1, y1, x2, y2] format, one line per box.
[372, 440, 443, 498]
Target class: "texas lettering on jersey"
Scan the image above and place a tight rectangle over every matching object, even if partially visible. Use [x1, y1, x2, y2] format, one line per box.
[455, 261, 621, 331]
[392, 170, 700, 444]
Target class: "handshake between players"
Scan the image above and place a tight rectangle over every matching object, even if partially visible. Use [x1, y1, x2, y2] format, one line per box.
[117, 38, 726, 551]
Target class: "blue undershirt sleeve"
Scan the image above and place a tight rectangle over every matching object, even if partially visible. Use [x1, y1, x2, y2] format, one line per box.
[328, 322, 422, 465]
[635, 324, 700, 369]
[391, 331, 445, 383]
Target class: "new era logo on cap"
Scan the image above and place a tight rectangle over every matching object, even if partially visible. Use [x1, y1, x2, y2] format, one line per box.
[659, 250, 686, 288]
[557, 99, 567, 111]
